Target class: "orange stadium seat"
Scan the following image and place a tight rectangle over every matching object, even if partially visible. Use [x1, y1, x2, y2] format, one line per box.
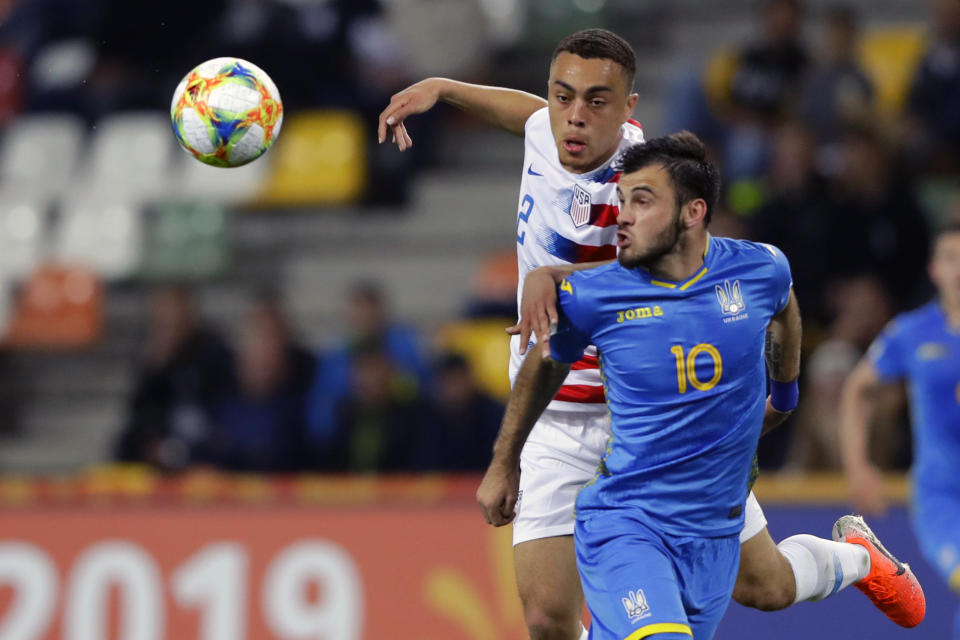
[437, 318, 513, 402]
[1, 265, 103, 349]
[857, 26, 927, 117]
[252, 109, 367, 207]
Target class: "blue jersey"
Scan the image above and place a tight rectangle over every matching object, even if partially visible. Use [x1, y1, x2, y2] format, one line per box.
[550, 236, 793, 537]
[868, 301, 960, 493]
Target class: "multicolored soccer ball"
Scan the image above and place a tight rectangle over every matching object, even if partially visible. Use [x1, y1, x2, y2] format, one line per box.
[170, 57, 283, 168]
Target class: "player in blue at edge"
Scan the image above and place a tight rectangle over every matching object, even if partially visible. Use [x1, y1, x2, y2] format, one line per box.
[478, 132, 925, 639]
[841, 221, 960, 637]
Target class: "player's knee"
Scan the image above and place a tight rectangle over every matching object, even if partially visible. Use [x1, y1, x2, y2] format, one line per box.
[732, 565, 795, 611]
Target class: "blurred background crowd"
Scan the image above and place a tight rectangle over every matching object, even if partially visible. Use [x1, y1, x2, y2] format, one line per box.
[0, 0, 954, 476]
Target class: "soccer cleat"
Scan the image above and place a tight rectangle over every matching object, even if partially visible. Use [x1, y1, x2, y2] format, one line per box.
[832, 514, 926, 628]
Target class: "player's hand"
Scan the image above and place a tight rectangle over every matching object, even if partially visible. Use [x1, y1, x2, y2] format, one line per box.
[476, 462, 520, 526]
[848, 463, 887, 516]
[512, 267, 559, 359]
[377, 78, 443, 151]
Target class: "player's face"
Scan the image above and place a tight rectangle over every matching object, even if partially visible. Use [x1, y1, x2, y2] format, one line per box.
[930, 232, 960, 302]
[547, 52, 637, 174]
[615, 165, 686, 269]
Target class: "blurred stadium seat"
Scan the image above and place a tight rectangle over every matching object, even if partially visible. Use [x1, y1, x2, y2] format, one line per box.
[78, 112, 174, 200]
[253, 110, 367, 207]
[2, 265, 103, 349]
[174, 150, 270, 205]
[857, 26, 926, 117]
[139, 202, 229, 280]
[437, 318, 512, 401]
[55, 198, 142, 280]
[0, 113, 85, 197]
[0, 194, 49, 280]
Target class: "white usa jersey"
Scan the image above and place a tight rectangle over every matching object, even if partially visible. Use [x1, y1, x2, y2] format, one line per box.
[510, 107, 644, 414]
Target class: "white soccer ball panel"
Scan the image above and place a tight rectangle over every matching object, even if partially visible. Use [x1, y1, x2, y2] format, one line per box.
[207, 83, 262, 114]
[195, 57, 235, 79]
[228, 124, 265, 165]
[181, 108, 216, 154]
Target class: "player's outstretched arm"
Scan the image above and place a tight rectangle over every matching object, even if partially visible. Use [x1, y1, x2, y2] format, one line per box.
[378, 78, 547, 150]
[477, 343, 571, 526]
[508, 262, 613, 357]
[839, 360, 890, 515]
[762, 288, 802, 434]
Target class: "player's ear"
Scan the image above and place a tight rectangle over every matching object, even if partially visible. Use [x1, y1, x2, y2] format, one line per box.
[682, 198, 708, 227]
[625, 92, 638, 116]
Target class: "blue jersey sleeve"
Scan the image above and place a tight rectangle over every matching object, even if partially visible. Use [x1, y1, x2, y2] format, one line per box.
[867, 320, 908, 382]
[760, 243, 794, 313]
[549, 276, 593, 364]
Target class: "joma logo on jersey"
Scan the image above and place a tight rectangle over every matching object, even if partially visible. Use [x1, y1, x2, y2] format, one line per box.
[616, 306, 663, 323]
[621, 589, 651, 622]
[570, 184, 592, 227]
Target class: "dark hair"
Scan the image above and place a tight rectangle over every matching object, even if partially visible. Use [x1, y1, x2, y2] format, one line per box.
[552, 29, 636, 90]
[936, 221, 960, 241]
[616, 131, 720, 225]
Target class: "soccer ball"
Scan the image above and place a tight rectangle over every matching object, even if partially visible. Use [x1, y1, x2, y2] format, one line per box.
[170, 57, 283, 168]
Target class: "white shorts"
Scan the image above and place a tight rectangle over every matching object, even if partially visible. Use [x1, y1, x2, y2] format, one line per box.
[512, 407, 769, 546]
[513, 409, 610, 545]
[740, 491, 767, 543]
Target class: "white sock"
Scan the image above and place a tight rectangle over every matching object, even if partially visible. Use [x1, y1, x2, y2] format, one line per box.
[777, 534, 870, 603]
[579, 624, 589, 640]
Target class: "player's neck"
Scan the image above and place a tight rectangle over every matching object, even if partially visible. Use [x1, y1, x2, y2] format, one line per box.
[646, 230, 708, 283]
[940, 294, 960, 328]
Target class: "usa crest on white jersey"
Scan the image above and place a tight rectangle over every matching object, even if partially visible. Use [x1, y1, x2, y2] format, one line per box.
[571, 184, 591, 227]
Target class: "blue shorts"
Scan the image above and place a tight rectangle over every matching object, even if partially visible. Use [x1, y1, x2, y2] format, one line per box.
[575, 510, 739, 640]
[912, 486, 960, 589]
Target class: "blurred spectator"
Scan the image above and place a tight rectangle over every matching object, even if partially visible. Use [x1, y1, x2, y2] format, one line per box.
[306, 281, 430, 449]
[203, 291, 317, 472]
[799, 5, 875, 146]
[785, 275, 907, 470]
[322, 337, 429, 472]
[419, 352, 504, 471]
[905, 0, 960, 171]
[115, 285, 232, 471]
[702, 0, 811, 179]
[747, 120, 835, 319]
[823, 125, 930, 309]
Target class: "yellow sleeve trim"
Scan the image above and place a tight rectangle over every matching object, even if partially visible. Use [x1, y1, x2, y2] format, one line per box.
[624, 622, 693, 639]
[949, 566, 960, 593]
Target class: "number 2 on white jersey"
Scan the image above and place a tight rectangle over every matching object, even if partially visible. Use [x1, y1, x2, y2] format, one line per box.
[516, 194, 534, 245]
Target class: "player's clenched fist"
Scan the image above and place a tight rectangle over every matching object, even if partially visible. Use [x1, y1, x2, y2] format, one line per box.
[476, 463, 520, 526]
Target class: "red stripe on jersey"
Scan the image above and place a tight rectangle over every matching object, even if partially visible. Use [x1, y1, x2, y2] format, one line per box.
[576, 244, 617, 263]
[628, 118, 643, 129]
[554, 384, 606, 403]
[570, 354, 599, 370]
[590, 203, 619, 227]
[606, 171, 622, 184]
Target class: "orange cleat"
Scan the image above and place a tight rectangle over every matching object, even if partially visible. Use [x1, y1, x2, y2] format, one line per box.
[832, 514, 926, 628]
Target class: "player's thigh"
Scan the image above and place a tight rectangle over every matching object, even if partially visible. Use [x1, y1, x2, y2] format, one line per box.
[575, 515, 694, 640]
[514, 535, 584, 617]
[733, 525, 795, 608]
